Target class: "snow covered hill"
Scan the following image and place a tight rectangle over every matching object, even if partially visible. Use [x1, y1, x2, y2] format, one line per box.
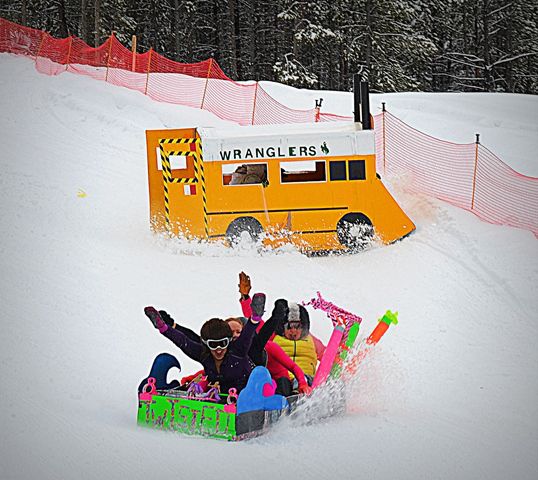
[0, 53, 537, 480]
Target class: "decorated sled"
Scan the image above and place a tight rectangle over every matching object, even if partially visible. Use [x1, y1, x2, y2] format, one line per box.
[137, 294, 397, 441]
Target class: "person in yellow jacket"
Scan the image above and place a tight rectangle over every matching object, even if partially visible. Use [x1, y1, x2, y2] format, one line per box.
[272, 300, 326, 385]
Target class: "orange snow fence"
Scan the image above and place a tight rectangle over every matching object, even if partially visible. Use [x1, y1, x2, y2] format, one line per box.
[376, 112, 538, 236]
[1, 17, 537, 237]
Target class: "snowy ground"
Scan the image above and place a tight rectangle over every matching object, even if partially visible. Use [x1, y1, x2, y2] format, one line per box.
[0, 54, 537, 480]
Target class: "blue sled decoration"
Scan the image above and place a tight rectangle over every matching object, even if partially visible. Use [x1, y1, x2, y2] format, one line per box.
[237, 366, 289, 414]
[138, 353, 181, 392]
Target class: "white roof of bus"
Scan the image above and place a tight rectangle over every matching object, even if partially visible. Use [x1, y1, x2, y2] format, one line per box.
[197, 122, 375, 162]
[197, 121, 361, 140]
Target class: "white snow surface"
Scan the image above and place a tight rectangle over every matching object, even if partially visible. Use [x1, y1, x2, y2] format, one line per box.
[0, 53, 537, 480]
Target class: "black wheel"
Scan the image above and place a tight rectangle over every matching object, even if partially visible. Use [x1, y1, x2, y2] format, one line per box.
[226, 217, 263, 247]
[336, 213, 374, 250]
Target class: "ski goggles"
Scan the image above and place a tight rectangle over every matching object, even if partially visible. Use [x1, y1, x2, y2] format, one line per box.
[284, 321, 302, 330]
[202, 337, 231, 350]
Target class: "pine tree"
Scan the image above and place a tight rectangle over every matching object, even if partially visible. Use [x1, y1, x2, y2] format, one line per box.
[0, 0, 535, 93]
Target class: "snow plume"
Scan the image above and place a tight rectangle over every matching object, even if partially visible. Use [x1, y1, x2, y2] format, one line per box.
[342, 342, 408, 417]
[151, 229, 303, 258]
[263, 338, 409, 447]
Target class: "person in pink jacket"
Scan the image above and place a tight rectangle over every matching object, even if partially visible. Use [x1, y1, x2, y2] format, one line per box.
[226, 316, 312, 395]
[237, 272, 312, 395]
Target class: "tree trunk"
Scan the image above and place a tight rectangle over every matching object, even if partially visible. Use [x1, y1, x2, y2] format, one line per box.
[227, 0, 237, 77]
[365, 0, 373, 81]
[474, 2, 480, 88]
[506, 3, 514, 92]
[80, 0, 89, 44]
[482, 0, 493, 91]
[94, 0, 100, 47]
[58, 0, 69, 37]
[173, 0, 181, 60]
[21, 0, 27, 25]
[463, 5, 468, 84]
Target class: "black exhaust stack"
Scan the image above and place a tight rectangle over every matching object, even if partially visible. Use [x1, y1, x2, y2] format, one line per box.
[360, 80, 371, 130]
[353, 73, 371, 129]
[353, 73, 361, 124]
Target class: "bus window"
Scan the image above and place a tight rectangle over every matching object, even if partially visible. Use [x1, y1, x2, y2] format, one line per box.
[349, 160, 366, 180]
[280, 160, 326, 183]
[222, 163, 268, 186]
[156, 149, 188, 171]
[329, 161, 346, 181]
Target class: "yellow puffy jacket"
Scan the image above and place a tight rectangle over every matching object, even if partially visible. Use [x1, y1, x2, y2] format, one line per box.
[273, 334, 318, 377]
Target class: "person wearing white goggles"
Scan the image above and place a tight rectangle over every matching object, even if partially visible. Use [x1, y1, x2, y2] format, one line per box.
[144, 307, 259, 394]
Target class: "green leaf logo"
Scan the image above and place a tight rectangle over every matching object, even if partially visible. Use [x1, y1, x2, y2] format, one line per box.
[321, 141, 329, 155]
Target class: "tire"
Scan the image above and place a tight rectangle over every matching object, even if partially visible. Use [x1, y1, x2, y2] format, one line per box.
[336, 213, 374, 250]
[226, 217, 263, 247]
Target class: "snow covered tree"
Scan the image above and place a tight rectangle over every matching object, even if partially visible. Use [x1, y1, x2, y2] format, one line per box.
[432, 0, 538, 92]
[0, 0, 535, 92]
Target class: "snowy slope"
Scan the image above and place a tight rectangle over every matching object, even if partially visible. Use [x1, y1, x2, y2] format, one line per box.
[0, 53, 537, 480]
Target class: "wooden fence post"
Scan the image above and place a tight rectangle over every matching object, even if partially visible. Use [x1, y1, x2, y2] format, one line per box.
[144, 48, 153, 95]
[471, 133, 480, 210]
[200, 58, 213, 110]
[382, 102, 387, 175]
[34, 31, 46, 61]
[64, 36, 73, 71]
[251, 82, 259, 125]
[104, 32, 114, 82]
[314, 98, 323, 122]
[131, 35, 137, 72]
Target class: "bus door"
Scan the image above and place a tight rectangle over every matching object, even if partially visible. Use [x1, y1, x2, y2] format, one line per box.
[158, 138, 205, 237]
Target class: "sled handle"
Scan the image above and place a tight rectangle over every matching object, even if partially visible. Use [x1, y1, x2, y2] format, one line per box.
[139, 377, 156, 401]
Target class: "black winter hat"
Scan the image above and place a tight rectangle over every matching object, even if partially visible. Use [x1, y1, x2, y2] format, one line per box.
[274, 300, 310, 338]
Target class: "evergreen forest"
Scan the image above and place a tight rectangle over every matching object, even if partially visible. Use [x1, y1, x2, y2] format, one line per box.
[2, 0, 537, 94]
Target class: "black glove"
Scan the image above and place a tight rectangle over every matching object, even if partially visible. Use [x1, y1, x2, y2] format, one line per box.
[144, 306, 165, 330]
[251, 293, 266, 318]
[159, 310, 175, 327]
[271, 299, 289, 324]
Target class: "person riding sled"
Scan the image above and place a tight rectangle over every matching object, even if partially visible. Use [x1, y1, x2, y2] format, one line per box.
[237, 272, 313, 395]
[144, 307, 259, 393]
[155, 292, 285, 369]
[273, 300, 326, 388]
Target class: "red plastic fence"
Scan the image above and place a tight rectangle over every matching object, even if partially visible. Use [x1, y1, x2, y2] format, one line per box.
[1, 17, 537, 236]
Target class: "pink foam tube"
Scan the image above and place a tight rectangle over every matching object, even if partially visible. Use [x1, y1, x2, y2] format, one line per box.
[312, 324, 345, 389]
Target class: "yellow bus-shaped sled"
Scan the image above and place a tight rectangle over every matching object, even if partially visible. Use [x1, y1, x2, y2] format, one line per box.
[146, 122, 415, 252]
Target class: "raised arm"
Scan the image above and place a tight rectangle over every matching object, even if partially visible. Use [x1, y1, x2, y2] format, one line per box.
[145, 307, 203, 362]
[266, 341, 312, 394]
[231, 318, 258, 357]
[256, 298, 287, 348]
[162, 326, 204, 362]
[240, 296, 252, 319]
[159, 310, 201, 342]
[238, 271, 252, 317]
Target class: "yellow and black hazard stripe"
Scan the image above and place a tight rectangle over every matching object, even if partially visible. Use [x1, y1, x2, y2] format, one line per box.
[197, 140, 208, 238]
[158, 143, 173, 225]
[158, 137, 207, 238]
[159, 150, 197, 184]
